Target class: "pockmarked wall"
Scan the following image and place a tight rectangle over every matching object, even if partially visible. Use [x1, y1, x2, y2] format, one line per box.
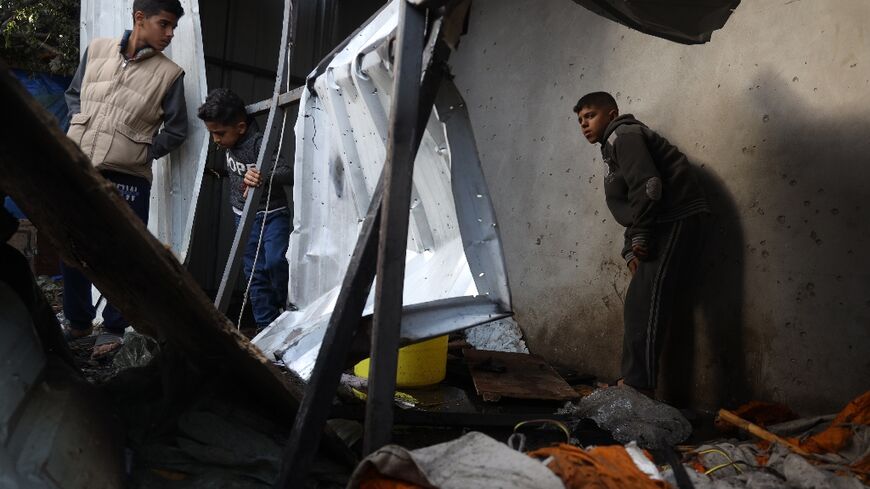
[452, 0, 870, 413]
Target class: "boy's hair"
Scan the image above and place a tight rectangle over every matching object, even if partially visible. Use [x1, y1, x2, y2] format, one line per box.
[573, 91, 618, 114]
[197, 88, 248, 125]
[133, 0, 185, 19]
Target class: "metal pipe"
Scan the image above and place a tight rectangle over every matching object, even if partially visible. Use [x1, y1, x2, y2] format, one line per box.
[213, 0, 297, 313]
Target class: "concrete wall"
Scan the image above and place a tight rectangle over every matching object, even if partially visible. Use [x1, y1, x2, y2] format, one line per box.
[451, 0, 870, 413]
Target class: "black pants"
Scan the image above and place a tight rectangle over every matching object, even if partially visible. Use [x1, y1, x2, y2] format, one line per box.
[62, 170, 150, 336]
[622, 214, 704, 390]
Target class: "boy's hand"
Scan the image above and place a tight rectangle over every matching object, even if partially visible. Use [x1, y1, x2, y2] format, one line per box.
[244, 168, 262, 188]
[631, 243, 649, 260]
[628, 258, 639, 276]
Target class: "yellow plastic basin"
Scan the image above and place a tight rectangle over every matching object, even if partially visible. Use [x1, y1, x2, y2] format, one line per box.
[353, 335, 448, 388]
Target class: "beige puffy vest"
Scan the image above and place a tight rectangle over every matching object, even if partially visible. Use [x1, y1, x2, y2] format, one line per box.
[66, 37, 183, 182]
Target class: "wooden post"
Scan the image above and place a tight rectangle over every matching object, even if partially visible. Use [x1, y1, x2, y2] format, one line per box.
[362, 0, 427, 455]
[717, 409, 812, 457]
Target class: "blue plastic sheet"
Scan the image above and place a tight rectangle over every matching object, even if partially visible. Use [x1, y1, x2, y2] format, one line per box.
[11, 69, 72, 132]
[8, 69, 72, 219]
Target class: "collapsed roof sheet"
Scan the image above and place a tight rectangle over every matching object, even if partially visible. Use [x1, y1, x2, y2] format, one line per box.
[254, 1, 511, 379]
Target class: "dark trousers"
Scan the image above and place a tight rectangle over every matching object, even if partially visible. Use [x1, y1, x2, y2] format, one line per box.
[235, 208, 290, 329]
[62, 170, 150, 336]
[622, 214, 704, 390]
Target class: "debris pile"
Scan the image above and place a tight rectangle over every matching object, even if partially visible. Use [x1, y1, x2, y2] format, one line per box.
[559, 386, 693, 449]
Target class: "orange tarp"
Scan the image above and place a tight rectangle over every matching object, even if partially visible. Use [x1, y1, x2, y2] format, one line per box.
[852, 453, 870, 484]
[790, 391, 870, 454]
[527, 444, 668, 489]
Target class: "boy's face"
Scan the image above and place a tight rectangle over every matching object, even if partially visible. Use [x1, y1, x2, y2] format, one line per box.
[133, 10, 179, 52]
[576, 104, 618, 144]
[205, 119, 248, 149]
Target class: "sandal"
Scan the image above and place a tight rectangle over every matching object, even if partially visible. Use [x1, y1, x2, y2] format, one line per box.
[63, 325, 93, 342]
[91, 332, 124, 360]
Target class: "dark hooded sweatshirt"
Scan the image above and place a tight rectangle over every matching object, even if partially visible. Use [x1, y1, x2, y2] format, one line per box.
[225, 120, 292, 213]
[600, 114, 709, 263]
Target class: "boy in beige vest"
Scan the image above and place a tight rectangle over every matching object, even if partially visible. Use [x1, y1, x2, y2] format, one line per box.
[63, 0, 188, 358]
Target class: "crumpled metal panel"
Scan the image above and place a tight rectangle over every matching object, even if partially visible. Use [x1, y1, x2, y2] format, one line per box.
[79, 0, 209, 262]
[571, 0, 740, 44]
[254, 1, 512, 379]
[0, 282, 125, 488]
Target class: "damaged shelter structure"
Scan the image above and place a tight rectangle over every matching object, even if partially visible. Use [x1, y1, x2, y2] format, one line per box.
[1, 0, 869, 488]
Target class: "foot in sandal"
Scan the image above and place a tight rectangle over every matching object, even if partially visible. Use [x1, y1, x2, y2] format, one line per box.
[63, 324, 94, 341]
[91, 331, 124, 360]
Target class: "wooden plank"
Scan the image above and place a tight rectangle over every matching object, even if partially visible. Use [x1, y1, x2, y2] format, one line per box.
[464, 350, 580, 402]
[245, 86, 305, 117]
[0, 60, 303, 407]
[0, 62, 360, 467]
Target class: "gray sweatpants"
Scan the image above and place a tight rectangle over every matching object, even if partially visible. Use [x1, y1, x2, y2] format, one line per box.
[622, 214, 704, 390]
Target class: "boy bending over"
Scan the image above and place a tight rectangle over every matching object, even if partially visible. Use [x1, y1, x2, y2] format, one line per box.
[574, 92, 709, 396]
[197, 89, 292, 332]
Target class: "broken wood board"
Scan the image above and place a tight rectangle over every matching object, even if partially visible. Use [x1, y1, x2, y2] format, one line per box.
[0, 62, 353, 464]
[464, 349, 579, 402]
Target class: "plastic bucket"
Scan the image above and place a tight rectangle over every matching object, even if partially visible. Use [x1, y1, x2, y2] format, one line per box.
[353, 335, 448, 388]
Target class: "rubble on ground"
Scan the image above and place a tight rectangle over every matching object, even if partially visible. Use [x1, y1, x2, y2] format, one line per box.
[559, 385, 693, 449]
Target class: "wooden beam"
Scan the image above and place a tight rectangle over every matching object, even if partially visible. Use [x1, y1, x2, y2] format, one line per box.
[0, 60, 361, 467]
[245, 86, 305, 117]
[0, 62, 302, 412]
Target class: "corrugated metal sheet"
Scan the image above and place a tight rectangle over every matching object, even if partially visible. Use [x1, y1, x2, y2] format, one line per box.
[80, 0, 209, 262]
[253, 2, 512, 379]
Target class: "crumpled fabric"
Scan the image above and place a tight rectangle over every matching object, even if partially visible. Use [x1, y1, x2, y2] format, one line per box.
[349, 431, 564, 489]
[666, 443, 865, 489]
[678, 394, 870, 489]
[789, 391, 870, 455]
[526, 443, 668, 489]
